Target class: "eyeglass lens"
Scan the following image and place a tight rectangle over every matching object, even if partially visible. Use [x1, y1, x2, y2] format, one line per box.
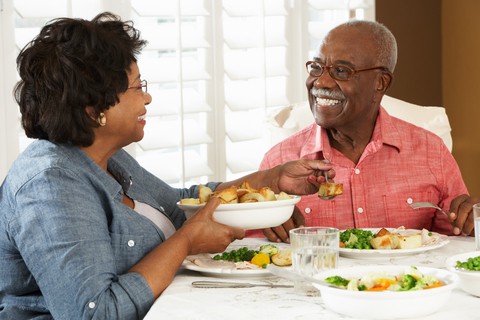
[307, 62, 353, 81]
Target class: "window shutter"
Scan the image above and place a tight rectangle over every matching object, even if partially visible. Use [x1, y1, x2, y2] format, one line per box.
[0, 0, 374, 185]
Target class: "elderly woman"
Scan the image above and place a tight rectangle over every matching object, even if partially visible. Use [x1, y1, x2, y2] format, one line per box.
[0, 12, 333, 319]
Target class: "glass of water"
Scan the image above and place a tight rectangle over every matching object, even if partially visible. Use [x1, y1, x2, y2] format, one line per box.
[289, 227, 339, 296]
[473, 203, 480, 250]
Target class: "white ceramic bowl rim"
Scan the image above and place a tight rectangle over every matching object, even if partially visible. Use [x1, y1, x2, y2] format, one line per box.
[314, 265, 459, 296]
[177, 195, 300, 211]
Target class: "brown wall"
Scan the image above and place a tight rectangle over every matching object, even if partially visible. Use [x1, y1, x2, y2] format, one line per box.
[376, 0, 443, 106]
[376, 0, 480, 197]
[442, 0, 480, 197]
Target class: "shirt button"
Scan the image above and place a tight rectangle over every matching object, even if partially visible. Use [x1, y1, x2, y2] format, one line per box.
[406, 198, 413, 204]
[357, 207, 364, 213]
[88, 302, 96, 309]
[354, 168, 360, 174]
[127, 240, 135, 247]
[304, 207, 311, 214]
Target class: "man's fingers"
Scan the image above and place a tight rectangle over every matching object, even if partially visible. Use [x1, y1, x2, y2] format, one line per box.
[263, 228, 281, 243]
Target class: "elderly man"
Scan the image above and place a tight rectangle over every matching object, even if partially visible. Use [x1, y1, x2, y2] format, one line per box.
[247, 20, 477, 242]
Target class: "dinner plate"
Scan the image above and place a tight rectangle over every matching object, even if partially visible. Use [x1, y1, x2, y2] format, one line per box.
[182, 258, 272, 279]
[339, 228, 449, 259]
[182, 243, 289, 278]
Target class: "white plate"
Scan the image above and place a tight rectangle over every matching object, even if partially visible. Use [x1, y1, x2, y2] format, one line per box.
[182, 243, 289, 278]
[177, 195, 300, 230]
[182, 259, 272, 278]
[339, 228, 449, 259]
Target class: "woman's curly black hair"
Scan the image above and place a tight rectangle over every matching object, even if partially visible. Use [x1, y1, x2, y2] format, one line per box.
[14, 12, 147, 146]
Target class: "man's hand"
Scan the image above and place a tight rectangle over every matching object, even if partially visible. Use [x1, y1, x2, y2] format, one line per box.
[262, 206, 305, 243]
[449, 194, 479, 236]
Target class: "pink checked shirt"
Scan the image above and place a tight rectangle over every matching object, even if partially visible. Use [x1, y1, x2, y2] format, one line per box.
[247, 107, 468, 237]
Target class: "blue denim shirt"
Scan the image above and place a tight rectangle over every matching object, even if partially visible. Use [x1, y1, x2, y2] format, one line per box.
[0, 140, 220, 319]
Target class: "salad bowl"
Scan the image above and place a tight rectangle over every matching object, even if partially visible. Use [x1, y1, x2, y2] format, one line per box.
[312, 265, 458, 319]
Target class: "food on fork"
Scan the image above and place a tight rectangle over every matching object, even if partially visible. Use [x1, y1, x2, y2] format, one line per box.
[318, 181, 343, 199]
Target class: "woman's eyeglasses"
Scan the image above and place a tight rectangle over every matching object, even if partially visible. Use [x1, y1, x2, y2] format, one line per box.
[306, 61, 388, 81]
[127, 79, 148, 94]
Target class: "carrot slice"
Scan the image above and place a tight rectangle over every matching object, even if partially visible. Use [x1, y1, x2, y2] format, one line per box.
[423, 282, 444, 290]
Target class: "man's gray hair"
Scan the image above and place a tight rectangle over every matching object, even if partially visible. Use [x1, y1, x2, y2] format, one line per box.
[335, 20, 398, 72]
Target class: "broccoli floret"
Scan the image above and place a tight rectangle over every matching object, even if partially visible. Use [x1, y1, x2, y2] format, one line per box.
[399, 274, 417, 291]
[324, 275, 350, 288]
[259, 244, 279, 257]
[414, 275, 440, 290]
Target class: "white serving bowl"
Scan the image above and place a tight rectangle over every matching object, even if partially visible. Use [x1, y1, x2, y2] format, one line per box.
[177, 195, 300, 230]
[313, 265, 458, 319]
[445, 251, 480, 297]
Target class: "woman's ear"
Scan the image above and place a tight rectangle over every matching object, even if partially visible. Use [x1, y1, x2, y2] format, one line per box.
[85, 106, 97, 121]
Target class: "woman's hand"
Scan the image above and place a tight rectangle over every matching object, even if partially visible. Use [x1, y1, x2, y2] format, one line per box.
[181, 197, 245, 255]
[274, 159, 335, 195]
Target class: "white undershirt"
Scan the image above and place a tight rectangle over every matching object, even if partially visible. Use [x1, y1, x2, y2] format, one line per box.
[133, 200, 176, 239]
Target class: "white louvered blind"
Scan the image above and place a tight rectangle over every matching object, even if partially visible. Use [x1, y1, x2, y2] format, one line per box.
[0, 0, 374, 185]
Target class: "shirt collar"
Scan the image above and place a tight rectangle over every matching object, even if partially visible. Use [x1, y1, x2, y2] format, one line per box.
[298, 106, 403, 160]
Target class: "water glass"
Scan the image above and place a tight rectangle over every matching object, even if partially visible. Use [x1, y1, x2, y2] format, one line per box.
[473, 203, 480, 250]
[289, 227, 339, 296]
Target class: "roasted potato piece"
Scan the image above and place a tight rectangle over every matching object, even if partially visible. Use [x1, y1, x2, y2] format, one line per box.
[370, 234, 400, 249]
[276, 192, 292, 200]
[212, 186, 238, 204]
[271, 249, 292, 266]
[376, 227, 391, 237]
[258, 187, 276, 201]
[318, 182, 343, 198]
[397, 234, 422, 249]
[198, 185, 213, 203]
[179, 198, 200, 205]
[239, 192, 265, 203]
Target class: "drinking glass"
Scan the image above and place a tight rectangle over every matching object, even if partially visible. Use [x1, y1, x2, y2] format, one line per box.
[473, 203, 480, 250]
[289, 227, 339, 296]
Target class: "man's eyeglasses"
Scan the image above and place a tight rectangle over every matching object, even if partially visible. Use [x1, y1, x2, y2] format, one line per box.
[306, 61, 388, 81]
[127, 79, 148, 94]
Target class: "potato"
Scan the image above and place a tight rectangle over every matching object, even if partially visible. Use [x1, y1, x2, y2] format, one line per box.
[271, 249, 292, 266]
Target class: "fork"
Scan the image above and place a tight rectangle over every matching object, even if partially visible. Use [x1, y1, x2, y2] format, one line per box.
[409, 202, 449, 217]
[191, 280, 293, 288]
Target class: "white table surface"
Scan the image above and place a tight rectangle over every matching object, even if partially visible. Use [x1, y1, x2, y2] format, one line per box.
[144, 236, 479, 320]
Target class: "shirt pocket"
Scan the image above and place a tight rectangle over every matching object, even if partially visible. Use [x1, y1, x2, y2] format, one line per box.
[110, 233, 145, 273]
[381, 191, 437, 230]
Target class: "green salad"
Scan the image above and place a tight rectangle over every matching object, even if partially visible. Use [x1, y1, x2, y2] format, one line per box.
[340, 228, 375, 249]
[324, 266, 444, 291]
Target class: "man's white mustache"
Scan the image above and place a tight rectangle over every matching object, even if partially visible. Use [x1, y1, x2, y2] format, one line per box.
[311, 88, 345, 101]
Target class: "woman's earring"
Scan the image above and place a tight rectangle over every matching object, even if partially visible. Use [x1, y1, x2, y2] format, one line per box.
[97, 112, 107, 126]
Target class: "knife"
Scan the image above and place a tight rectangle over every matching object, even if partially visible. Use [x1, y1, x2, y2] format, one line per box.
[191, 280, 294, 288]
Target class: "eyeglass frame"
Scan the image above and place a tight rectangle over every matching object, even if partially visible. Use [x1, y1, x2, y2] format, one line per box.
[127, 79, 148, 93]
[305, 61, 389, 81]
